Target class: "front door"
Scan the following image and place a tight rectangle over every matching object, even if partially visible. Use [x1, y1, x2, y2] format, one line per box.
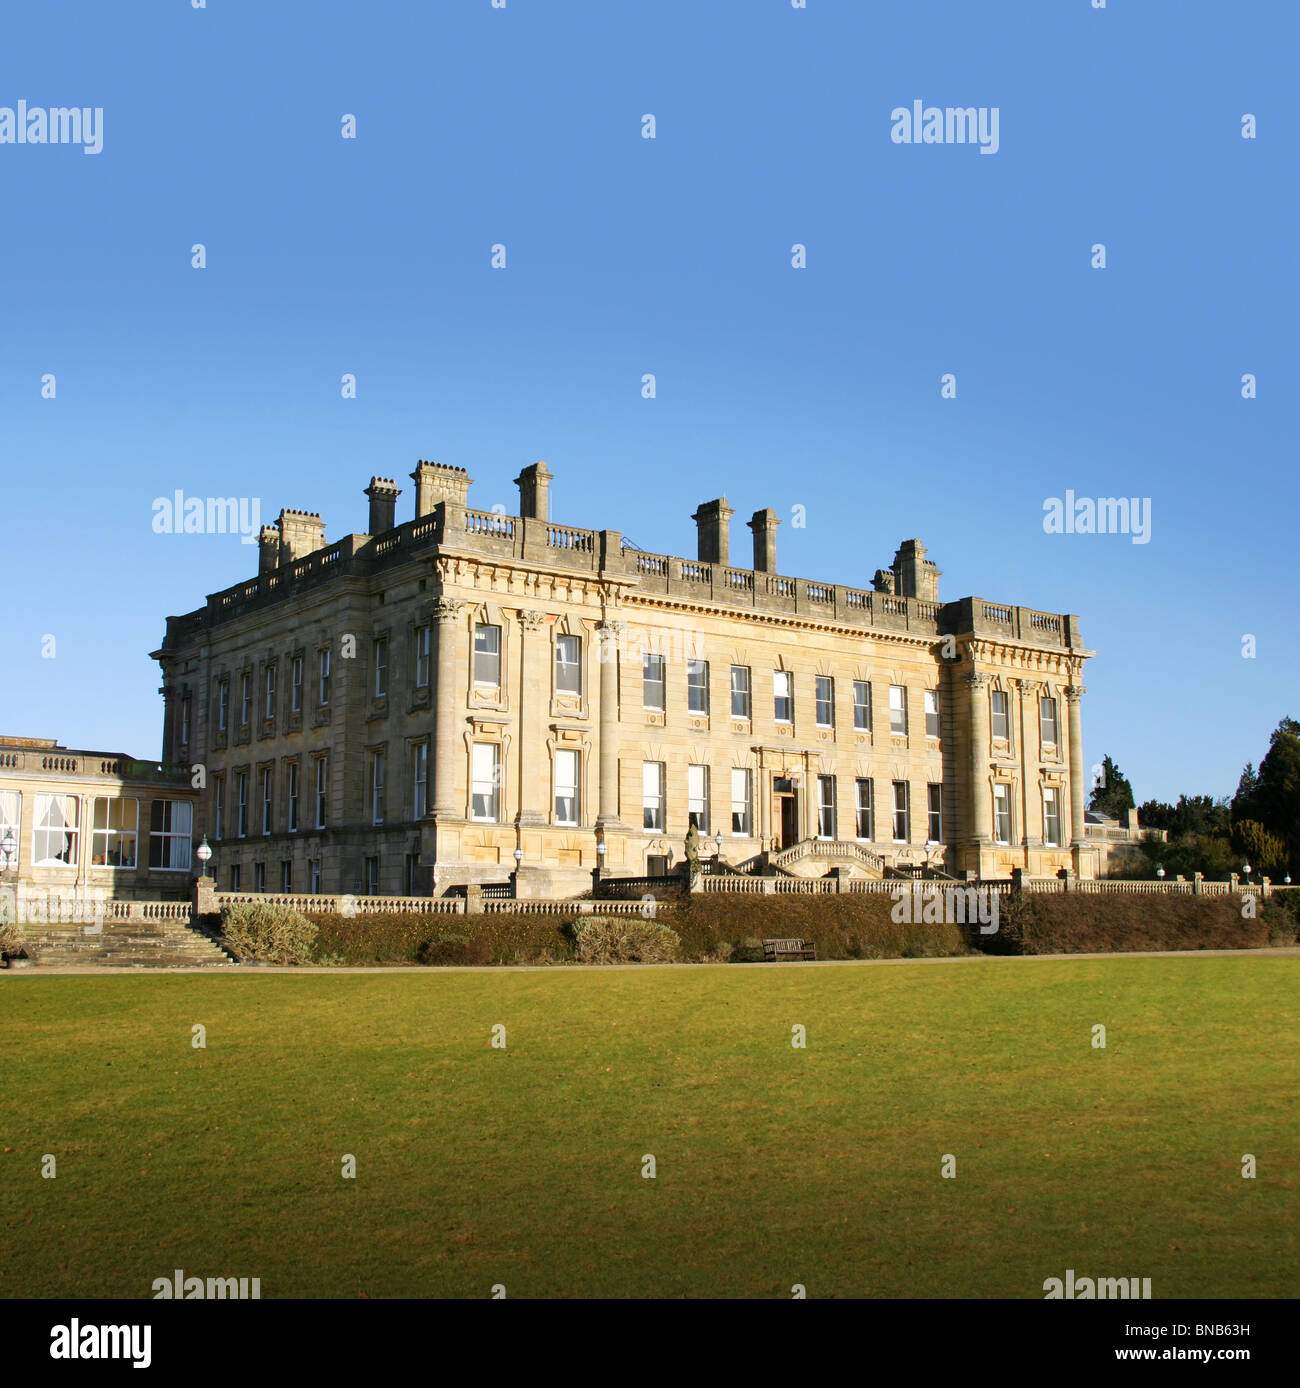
[780, 796, 800, 848]
[772, 778, 800, 849]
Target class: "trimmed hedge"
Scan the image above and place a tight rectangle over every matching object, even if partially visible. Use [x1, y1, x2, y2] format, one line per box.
[220, 900, 317, 965]
[306, 912, 574, 966]
[296, 891, 1297, 966]
[988, 892, 1291, 955]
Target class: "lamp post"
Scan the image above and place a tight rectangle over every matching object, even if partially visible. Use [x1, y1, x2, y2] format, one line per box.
[714, 831, 723, 858]
[0, 828, 15, 870]
[195, 835, 213, 878]
[1156, 865, 1165, 880]
[514, 847, 523, 869]
[1243, 862, 1252, 883]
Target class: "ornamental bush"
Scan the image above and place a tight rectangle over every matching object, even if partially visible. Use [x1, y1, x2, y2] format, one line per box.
[571, 915, 681, 964]
[220, 900, 318, 965]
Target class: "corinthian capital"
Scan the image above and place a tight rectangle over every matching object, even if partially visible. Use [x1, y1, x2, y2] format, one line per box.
[965, 671, 992, 691]
[432, 597, 466, 624]
[1064, 685, 1085, 705]
[518, 609, 547, 631]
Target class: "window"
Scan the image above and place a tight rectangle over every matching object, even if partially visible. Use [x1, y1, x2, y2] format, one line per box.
[991, 689, 1010, 741]
[688, 764, 709, 832]
[813, 676, 834, 728]
[314, 757, 328, 830]
[555, 635, 581, 695]
[280, 861, 292, 893]
[927, 784, 942, 843]
[374, 637, 388, 698]
[254, 861, 265, 893]
[291, 656, 303, 712]
[149, 800, 193, 870]
[180, 694, 191, 746]
[309, 860, 321, 894]
[370, 751, 386, 826]
[318, 649, 332, 706]
[555, 749, 579, 825]
[730, 768, 752, 835]
[642, 761, 665, 831]
[412, 741, 429, 820]
[260, 768, 272, 835]
[364, 856, 379, 897]
[889, 685, 908, 736]
[817, 775, 836, 839]
[892, 781, 910, 843]
[405, 854, 419, 896]
[414, 625, 431, 688]
[993, 783, 1013, 844]
[473, 624, 500, 686]
[264, 665, 277, 720]
[286, 762, 299, 832]
[413, 743, 427, 816]
[730, 665, 751, 719]
[643, 653, 666, 711]
[855, 779, 873, 840]
[471, 744, 500, 821]
[853, 681, 871, 731]
[229, 864, 241, 891]
[1043, 787, 1061, 846]
[774, 670, 793, 723]
[91, 797, 138, 868]
[217, 679, 229, 732]
[236, 771, 249, 838]
[240, 672, 251, 726]
[924, 690, 941, 739]
[688, 660, 709, 715]
[213, 776, 225, 841]
[1040, 696, 1059, 748]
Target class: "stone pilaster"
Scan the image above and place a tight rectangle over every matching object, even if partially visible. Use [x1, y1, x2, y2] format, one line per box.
[515, 610, 548, 825]
[595, 619, 625, 829]
[965, 672, 992, 844]
[1066, 685, 1086, 847]
[431, 598, 466, 818]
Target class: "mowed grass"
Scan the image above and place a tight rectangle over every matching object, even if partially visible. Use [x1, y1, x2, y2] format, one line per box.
[1, 955, 1296, 1299]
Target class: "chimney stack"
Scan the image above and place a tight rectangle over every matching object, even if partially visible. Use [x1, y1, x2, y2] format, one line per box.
[514, 461, 553, 521]
[410, 460, 473, 518]
[258, 524, 281, 575]
[277, 509, 327, 563]
[892, 539, 941, 602]
[747, 508, 780, 573]
[364, 476, 401, 535]
[691, 497, 734, 565]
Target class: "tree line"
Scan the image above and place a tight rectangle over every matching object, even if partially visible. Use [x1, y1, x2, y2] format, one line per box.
[1089, 719, 1299, 881]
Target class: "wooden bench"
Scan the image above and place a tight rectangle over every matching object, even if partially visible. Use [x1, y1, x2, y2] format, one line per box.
[762, 937, 817, 962]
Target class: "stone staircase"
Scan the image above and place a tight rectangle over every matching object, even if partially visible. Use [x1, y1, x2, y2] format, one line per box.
[769, 838, 887, 877]
[17, 919, 237, 969]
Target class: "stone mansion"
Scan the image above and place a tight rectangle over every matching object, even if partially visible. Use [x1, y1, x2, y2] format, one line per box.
[153, 460, 1098, 897]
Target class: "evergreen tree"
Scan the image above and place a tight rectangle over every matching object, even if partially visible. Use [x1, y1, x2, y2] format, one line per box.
[1088, 754, 1135, 820]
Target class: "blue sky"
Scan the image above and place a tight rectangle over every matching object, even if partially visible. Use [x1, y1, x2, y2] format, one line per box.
[2, 0, 1295, 804]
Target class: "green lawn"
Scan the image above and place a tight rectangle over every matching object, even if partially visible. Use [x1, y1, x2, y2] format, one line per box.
[1, 955, 1295, 1299]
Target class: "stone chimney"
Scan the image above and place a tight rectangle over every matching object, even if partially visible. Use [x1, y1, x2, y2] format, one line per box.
[514, 461, 553, 521]
[747, 508, 780, 573]
[258, 524, 281, 575]
[410, 460, 473, 518]
[891, 539, 941, 602]
[691, 497, 734, 565]
[364, 477, 401, 535]
[277, 509, 327, 563]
